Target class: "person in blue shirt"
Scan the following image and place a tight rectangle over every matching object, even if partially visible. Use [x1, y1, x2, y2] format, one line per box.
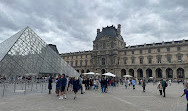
[132, 78, 136, 90]
[181, 82, 188, 111]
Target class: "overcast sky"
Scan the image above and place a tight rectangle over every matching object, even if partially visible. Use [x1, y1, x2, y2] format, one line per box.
[0, 0, 188, 53]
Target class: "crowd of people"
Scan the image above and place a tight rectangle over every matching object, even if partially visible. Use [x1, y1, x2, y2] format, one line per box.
[48, 74, 173, 100]
[48, 74, 188, 110]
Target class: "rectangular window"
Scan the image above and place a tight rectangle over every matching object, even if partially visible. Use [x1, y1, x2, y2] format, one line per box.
[132, 58, 135, 64]
[86, 55, 87, 58]
[132, 51, 134, 54]
[148, 58, 152, 64]
[167, 47, 170, 52]
[85, 60, 88, 66]
[140, 58, 143, 64]
[124, 58, 127, 64]
[148, 49, 151, 53]
[111, 57, 113, 64]
[177, 47, 181, 51]
[75, 61, 78, 66]
[140, 50, 142, 54]
[80, 60, 83, 66]
[167, 57, 171, 63]
[178, 55, 182, 62]
[157, 48, 160, 52]
[157, 57, 161, 63]
[71, 61, 73, 66]
[102, 58, 105, 65]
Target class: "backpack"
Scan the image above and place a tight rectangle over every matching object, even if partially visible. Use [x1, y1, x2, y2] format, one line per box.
[165, 82, 168, 87]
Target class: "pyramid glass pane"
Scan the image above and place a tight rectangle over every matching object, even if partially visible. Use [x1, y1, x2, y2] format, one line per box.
[0, 27, 80, 77]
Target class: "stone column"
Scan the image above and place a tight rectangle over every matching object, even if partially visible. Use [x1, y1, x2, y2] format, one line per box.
[152, 68, 156, 79]
[143, 68, 146, 78]
[173, 68, 177, 80]
[134, 68, 137, 78]
[184, 67, 188, 79]
[162, 68, 166, 79]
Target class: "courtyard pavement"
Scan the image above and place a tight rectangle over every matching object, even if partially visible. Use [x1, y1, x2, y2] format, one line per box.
[0, 83, 187, 111]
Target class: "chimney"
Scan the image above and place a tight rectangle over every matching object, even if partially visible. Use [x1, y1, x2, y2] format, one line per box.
[97, 29, 100, 34]
[117, 24, 121, 35]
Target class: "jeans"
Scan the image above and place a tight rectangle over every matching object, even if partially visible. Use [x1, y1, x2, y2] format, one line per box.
[93, 85, 98, 90]
[163, 87, 166, 97]
[125, 84, 128, 89]
[102, 86, 106, 93]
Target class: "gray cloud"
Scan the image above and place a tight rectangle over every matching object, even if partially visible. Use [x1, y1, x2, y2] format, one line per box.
[0, 0, 188, 53]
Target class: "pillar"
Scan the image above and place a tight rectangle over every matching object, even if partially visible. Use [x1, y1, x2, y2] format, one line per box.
[162, 68, 166, 79]
[184, 67, 188, 79]
[143, 69, 146, 78]
[152, 68, 156, 79]
[173, 68, 177, 80]
[134, 69, 137, 78]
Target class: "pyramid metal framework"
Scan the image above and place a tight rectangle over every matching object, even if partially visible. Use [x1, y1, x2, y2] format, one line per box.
[0, 27, 80, 77]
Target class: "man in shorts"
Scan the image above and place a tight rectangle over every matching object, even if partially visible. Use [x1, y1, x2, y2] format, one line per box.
[59, 74, 67, 100]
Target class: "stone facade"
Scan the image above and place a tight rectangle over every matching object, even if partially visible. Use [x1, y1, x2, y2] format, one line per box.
[60, 24, 188, 80]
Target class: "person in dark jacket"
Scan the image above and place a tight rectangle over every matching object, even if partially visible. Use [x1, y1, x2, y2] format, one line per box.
[48, 76, 53, 94]
[101, 78, 107, 93]
[86, 78, 90, 90]
[73, 77, 80, 100]
[161, 79, 168, 97]
[142, 80, 146, 92]
[59, 74, 67, 100]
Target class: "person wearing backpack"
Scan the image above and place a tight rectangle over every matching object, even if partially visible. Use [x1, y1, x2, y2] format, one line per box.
[161, 79, 168, 97]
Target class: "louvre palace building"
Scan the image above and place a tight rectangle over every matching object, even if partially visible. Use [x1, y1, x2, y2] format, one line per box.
[60, 24, 188, 80]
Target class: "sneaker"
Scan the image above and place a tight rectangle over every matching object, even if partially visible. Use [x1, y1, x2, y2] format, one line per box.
[59, 96, 64, 100]
[64, 94, 67, 99]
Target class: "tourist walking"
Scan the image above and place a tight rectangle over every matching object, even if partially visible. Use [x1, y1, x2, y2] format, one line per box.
[157, 80, 163, 95]
[55, 78, 60, 96]
[48, 76, 53, 94]
[161, 79, 168, 97]
[93, 79, 99, 90]
[101, 78, 107, 93]
[59, 74, 67, 100]
[124, 78, 128, 89]
[142, 80, 146, 92]
[132, 78, 136, 90]
[169, 79, 172, 86]
[79, 76, 83, 94]
[181, 82, 188, 111]
[73, 77, 80, 100]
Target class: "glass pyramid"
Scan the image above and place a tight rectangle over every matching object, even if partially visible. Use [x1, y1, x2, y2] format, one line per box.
[0, 27, 80, 77]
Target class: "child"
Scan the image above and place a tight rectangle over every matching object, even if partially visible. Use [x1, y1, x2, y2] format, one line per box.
[181, 82, 188, 111]
[157, 80, 163, 95]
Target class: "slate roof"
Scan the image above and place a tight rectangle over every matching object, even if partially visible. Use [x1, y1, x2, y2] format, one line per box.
[95, 25, 123, 40]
